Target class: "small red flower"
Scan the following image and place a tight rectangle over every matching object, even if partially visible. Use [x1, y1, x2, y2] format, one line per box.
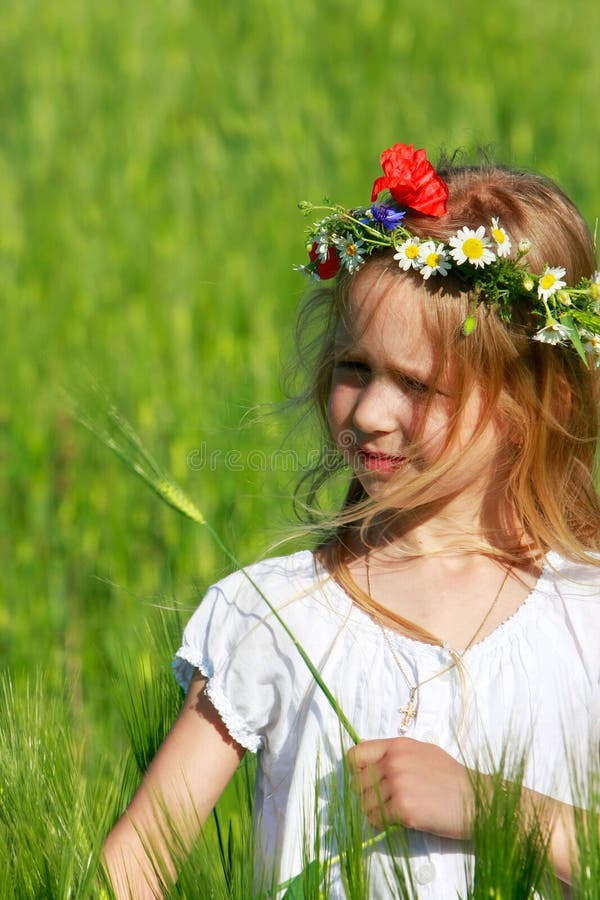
[371, 143, 448, 218]
[309, 243, 341, 280]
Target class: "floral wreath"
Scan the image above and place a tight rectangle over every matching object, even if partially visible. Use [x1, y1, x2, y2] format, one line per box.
[296, 143, 600, 364]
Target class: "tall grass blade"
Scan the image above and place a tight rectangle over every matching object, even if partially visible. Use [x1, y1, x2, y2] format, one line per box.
[568, 761, 600, 899]
[0, 672, 117, 899]
[69, 383, 206, 525]
[75, 396, 360, 744]
[111, 607, 185, 776]
[465, 751, 560, 899]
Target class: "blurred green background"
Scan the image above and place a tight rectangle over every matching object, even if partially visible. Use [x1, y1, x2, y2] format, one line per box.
[2, 0, 599, 769]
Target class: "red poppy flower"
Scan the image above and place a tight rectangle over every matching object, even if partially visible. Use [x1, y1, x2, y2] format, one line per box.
[309, 243, 341, 279]
[370, 143, 448, 218]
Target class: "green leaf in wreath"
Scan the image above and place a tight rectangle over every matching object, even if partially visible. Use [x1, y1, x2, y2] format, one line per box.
[559, 313, 589, 368]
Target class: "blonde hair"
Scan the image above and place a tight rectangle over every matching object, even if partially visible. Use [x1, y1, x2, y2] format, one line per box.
[291, 164, 600, 635]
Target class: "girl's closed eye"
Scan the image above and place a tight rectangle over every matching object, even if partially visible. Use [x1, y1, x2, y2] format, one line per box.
[333, 358, 372, 384]
[333, 359, 433, 396]
[396, 373, 430, 395]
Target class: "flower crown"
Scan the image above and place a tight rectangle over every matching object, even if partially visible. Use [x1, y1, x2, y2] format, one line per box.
[296, 143, 600, 364]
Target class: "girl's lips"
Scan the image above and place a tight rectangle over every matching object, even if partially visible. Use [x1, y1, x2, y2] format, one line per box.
[355, 449, 407, 473]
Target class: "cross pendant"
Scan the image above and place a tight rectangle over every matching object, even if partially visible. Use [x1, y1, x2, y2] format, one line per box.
[398, 687, 418, 734]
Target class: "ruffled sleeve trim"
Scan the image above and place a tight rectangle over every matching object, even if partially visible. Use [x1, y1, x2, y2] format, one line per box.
[172, 648, 263, 754]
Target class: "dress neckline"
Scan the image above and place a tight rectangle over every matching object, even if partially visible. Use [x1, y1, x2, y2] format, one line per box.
[311, 549, 556, 657]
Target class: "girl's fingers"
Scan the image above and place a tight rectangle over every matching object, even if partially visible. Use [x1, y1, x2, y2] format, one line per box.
[364, 806, 387, 830]
[350, 760, 381, 790]
[350, 778, 393, 830]
[347, 737, 474, 837]
[360, 781, 392, 816]
[347, 739, 390, 771]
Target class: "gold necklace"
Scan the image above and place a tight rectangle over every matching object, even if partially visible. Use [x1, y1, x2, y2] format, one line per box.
[365, 557, 512, 733]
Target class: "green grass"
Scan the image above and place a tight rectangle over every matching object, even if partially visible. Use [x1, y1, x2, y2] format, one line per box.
[1, 632, 598, 897]
[2, 0, 600, 894]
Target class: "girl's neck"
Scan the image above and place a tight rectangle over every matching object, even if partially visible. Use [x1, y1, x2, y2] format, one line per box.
[319, 523, 542, 651]
[352, 504, 535, 564]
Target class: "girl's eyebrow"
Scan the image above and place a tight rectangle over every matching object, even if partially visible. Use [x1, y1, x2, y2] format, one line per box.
[333, 342, 436, 385]
[388, 362, 434, 384]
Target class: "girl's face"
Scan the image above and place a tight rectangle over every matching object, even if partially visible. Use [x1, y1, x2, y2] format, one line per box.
[327, 265, 503, 510]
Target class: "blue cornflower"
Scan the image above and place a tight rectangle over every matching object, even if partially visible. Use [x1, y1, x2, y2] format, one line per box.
[370, 204, 406, 231]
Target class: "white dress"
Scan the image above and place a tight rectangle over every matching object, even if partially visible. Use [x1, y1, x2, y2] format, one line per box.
[173, 550, 600, 898]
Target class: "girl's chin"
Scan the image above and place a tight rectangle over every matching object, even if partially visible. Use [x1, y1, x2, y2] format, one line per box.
[355, 469, 406, 498]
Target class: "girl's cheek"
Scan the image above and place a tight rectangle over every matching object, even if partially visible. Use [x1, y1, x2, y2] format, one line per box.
[327, 384, 356, 428]
[415, 413, 454, 458]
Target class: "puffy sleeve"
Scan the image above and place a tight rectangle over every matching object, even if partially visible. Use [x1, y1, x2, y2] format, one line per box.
[172, 565, 301, 753]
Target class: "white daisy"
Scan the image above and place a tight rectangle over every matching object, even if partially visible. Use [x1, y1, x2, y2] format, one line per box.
[537, 266, 567, 301]
[518, 238, 531, 254]
[293, 264, 319, 283]
[315, 230, 331, 263]
[448, 226, 496, 268]
[393, 237, 422, 271]
[334, 234, 366, 274]
[417, 241, 451, 279]
[490, 218, 512, 258]
[533, 322, 571, 345]
[580, 329, 600, 366]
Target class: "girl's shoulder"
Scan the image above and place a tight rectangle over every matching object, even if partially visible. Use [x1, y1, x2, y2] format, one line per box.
[198, 549, 349, 629]
[173, 550, 350, 733]
[210, 549, 320, 602]
[540, 553, 600, 639]
[230, 548, 317, 579]
[545, 551, 600, 596]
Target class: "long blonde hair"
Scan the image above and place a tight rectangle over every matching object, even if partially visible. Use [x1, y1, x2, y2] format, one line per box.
[291, 163, 600, 632]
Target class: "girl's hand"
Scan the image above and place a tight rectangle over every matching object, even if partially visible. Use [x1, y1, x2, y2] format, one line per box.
[347, 737, 474, 838]
[348, 737, 597, 885]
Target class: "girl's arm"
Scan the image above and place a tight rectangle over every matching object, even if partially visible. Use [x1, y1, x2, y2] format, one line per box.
[347, 737, 597, 885]
[103, 669, 245, 899]
[529, 790, 594, 885]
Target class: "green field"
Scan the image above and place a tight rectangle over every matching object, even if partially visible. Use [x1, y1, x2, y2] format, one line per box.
[2, 0, 600, 895]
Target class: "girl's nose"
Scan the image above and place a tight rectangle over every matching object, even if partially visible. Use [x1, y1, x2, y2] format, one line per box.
[351, 379, 400, 436]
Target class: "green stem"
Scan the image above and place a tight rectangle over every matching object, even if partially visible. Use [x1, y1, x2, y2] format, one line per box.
[306, 204, 408, 248]
[541, 297, 555, 323]
[77, 402, 360, 746]
[339, 211, 402, 245]
[262, 825, 401, 896]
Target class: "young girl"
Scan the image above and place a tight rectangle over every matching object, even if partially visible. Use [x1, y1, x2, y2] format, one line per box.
[104, 143, 600, 898]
